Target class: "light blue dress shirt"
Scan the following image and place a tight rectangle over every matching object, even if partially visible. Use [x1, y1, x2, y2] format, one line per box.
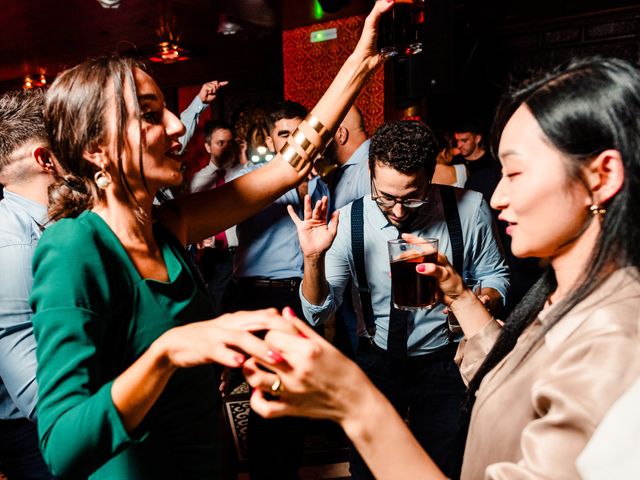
[0, 190, 47, 420]
[332, 139, 371, 211]
[301, 187, 510, 356]
[154, 96, 209, 205]
[179, 96, 208, 154]
[230, 164, 330, 279]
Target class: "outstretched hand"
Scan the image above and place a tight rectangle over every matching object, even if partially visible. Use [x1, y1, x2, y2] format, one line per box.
[198, 80, 229, 104]
[287, 195, 339, 259]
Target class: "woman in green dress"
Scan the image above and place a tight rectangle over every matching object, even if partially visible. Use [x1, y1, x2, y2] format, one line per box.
[30, 1, 396, 477]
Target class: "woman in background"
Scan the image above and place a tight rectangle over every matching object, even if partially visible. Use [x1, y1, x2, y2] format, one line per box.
[245, 57, 640, 479]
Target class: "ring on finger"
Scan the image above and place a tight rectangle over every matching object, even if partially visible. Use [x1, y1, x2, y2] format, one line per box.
[270, 376, 285, 395]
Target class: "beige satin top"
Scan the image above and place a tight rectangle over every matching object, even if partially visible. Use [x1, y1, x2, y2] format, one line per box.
[456, 267, 640, 480]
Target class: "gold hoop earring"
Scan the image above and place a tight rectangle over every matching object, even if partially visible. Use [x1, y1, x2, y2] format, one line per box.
[94, 169, 112, 190]
[589, 204, 606, 216]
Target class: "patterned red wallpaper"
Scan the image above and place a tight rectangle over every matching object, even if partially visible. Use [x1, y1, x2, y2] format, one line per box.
[283, 15, 385, 135]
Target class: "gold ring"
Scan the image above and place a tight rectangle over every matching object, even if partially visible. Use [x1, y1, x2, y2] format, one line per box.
[270, 376, 285, 395]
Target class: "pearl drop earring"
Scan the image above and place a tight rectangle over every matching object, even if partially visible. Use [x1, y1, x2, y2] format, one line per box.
[94, 169, 112, 190]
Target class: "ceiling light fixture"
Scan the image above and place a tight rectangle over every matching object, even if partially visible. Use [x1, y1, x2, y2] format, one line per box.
[149, 40, 189, 63]
[217, 14, 242, 35]
[149, 6, 189, 64]
[96, 0, 121, 8]
[23, 73, 48, 90]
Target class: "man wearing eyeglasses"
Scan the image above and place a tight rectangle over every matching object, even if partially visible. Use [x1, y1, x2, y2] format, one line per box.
[291, 120, 510, 480]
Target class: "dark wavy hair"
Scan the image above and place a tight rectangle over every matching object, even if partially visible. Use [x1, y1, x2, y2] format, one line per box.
[266, 100, 308, 133]
[44, 56, 149, 222]
[467, 57, 640, 404]
[369, 120, 438, 179]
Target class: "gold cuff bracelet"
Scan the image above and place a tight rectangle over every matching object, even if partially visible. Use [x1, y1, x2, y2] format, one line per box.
[306, 115, 332, 148]
[291, 129, 319, 159]
[279, 144, 308, 172]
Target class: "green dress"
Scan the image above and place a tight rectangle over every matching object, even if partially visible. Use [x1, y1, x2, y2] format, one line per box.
[30, 211, 222, 479]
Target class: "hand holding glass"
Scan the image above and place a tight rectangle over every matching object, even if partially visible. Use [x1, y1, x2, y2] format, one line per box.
[377, 0, 425, 58]
[447, 277, 482, 334]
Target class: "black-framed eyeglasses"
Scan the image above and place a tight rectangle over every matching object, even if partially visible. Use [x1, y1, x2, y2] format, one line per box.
[371, 178, 430, 209]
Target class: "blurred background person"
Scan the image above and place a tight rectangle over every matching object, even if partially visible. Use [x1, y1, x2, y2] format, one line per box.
[0, 89, 57, 479]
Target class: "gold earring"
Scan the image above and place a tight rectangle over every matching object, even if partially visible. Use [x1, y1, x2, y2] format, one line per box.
[589, 204, 606, 216]
[94, 169, 112, 190]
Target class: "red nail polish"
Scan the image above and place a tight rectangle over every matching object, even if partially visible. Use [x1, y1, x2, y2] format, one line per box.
[235, 355, 246, 365]
[267, 349, 284, 363]
[416, 264, 426, 273]
[283, 306, 295, 317]
[298, 331, 308, 339]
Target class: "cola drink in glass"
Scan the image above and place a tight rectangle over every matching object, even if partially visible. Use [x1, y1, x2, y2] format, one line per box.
[388, 238, 438, 310]
[377, 0, 425, 58]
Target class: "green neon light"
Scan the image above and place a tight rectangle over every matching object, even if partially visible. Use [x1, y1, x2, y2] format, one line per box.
[310, 28, 338, 43]
[313, 0, 324, 20]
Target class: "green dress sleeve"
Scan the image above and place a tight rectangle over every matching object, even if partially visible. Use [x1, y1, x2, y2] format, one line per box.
[30, 218, 145, 478]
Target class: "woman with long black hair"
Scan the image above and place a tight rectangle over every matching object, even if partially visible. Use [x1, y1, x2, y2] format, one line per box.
[244, 57, 640, 479]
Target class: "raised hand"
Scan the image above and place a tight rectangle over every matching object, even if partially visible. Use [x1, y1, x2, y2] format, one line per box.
[352, 0, 396, 69]
[198, 80, 229, 104]
[287, 194, 339, 259]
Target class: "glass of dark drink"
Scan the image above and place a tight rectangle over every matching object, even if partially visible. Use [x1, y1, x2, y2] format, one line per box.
[377, 0, 425, 58]
[388, 238, 438, 310]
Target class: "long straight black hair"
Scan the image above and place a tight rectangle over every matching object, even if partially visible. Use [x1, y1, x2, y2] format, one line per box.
[467, 57, 640, 401]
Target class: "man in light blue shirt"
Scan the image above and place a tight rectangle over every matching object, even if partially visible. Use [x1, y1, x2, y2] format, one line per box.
[154, 80, 228, 204]
[187, 120, 243, 316]
[325, 106, 371, 212]
[326, 108, 475, 356]
[179, 80, 229, 155]
[293, 120, 510, 480]
[0, 89, 56, 478]
[226, 100, 329, 480]
[323, 106, 371, 357]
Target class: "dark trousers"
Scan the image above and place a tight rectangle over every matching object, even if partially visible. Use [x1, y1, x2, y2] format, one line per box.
[350, 341, 468, 480]
[0, 419, 55, 479]
[198, 248, 234, 317]
[227, 278, 307, 480]
[331, 280, 359, 360]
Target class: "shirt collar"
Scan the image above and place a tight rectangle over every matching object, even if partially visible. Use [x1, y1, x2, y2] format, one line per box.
[344, 138, 371, 167]
[2, 189, 48, 225]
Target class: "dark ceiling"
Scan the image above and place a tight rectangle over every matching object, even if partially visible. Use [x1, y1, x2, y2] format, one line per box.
[0, 0, 637, 93]
[0, 0, 374, 93]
